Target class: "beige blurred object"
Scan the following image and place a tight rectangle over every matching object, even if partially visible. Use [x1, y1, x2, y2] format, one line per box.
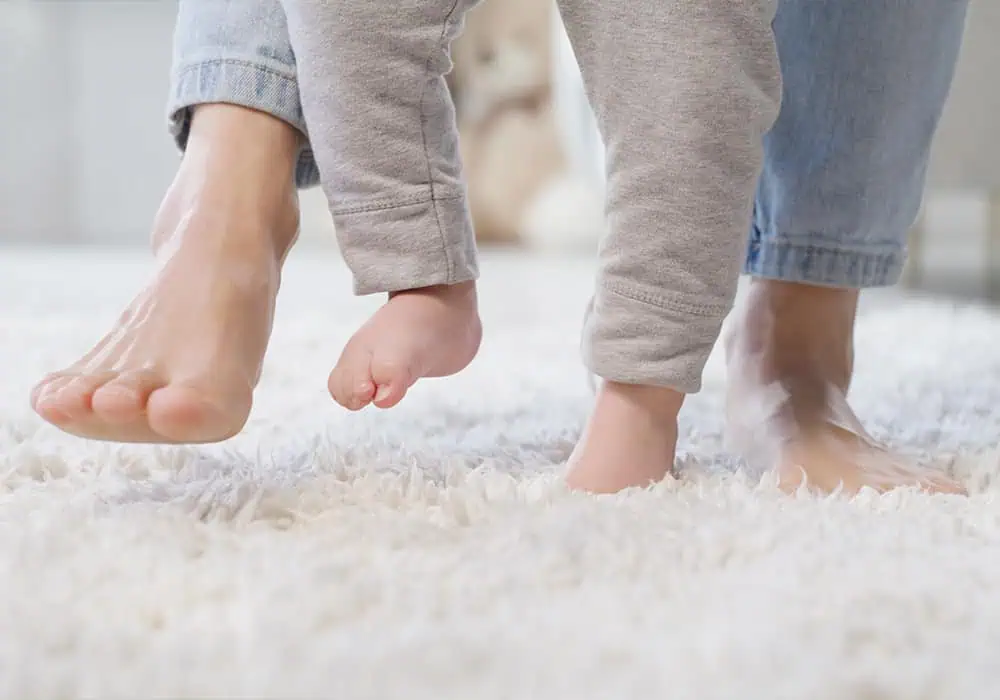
[909, 0, 1000, 299]
[450, 0, 603, 250]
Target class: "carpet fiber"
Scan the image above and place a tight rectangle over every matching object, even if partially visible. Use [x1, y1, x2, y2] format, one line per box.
[2, 249, 1000, 699]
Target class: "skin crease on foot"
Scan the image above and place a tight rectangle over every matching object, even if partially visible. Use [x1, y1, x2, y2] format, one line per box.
[30, 103, 483, 443]
[724, 279, 966, 496]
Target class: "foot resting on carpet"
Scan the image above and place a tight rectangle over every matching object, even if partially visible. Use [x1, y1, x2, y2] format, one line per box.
[565, 381, 684, 494]
[724, 279, 965, 495]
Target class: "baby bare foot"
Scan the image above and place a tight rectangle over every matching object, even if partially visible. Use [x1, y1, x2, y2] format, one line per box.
[566, 381, 684, 494]
[328, 281, 482, 410]
[724, 280, 965, 496]
[31, 105, 301, 443]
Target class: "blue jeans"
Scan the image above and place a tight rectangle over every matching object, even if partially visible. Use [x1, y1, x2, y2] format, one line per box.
[746, 0, 969, 288]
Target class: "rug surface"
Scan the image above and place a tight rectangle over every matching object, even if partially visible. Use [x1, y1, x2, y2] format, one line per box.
[2, 248, 1000, 699]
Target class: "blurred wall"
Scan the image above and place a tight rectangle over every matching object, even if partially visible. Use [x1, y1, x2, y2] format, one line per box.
[927, 0, 1000, 190]
[1, 1, 176, 245]
[0, 0, 334, 246]
[2, 1, 75, 245]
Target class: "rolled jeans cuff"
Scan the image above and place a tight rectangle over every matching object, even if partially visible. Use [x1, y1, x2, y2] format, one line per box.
[167, 58, 320, 189]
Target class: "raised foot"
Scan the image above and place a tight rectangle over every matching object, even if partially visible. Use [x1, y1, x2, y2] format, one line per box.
[328, 281, 483, 411]
[30, 103, 301, 444]
[31, 240, 282, 443]
[566, 381, 684, 494]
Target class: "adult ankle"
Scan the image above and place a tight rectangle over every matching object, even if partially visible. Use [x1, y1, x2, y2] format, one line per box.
[182, 104, 303, 191]
[747, 279, 859, 328]
[191, 103, 301, 149]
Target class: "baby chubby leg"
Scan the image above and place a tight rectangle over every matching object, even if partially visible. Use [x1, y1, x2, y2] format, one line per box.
[559, 0, 783, 492]
[280, 0, 482, 409]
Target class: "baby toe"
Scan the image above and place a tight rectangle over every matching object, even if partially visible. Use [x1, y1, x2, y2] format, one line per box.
[329, 345, 376, 411]
[368, 356, 415, 409]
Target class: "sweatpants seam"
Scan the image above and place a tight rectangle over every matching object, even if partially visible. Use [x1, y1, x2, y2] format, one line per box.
[601, 280, 730, 318]
[417, 0, 466, 285]
[333, 193, 464, 217]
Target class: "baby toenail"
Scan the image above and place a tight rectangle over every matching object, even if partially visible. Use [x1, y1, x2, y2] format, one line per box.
[374, 385, 392, 402]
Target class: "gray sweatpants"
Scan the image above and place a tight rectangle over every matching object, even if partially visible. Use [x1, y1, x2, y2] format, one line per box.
[280, 0, 782, 393]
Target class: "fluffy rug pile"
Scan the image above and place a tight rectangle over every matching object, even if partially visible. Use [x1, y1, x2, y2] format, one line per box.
[2, 249, 1000, 699]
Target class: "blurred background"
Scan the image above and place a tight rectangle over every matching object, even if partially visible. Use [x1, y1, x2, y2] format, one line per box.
[1, 0, 998, 300]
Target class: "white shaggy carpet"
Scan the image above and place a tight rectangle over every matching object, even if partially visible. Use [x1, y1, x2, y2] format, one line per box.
[2, 248, 1000, 699]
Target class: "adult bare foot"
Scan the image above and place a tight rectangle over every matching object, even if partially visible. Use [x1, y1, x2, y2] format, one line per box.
[566, 381, 684, 494]
[31, 104, 301, 443]
[724, 280, 965, 495]
[328, 281, 482, 410]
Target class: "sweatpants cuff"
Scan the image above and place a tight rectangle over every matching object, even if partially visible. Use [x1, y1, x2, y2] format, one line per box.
[167, 58, 320, 189]
[334, 192, 479, 295]
[582, 282, 727, 394]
